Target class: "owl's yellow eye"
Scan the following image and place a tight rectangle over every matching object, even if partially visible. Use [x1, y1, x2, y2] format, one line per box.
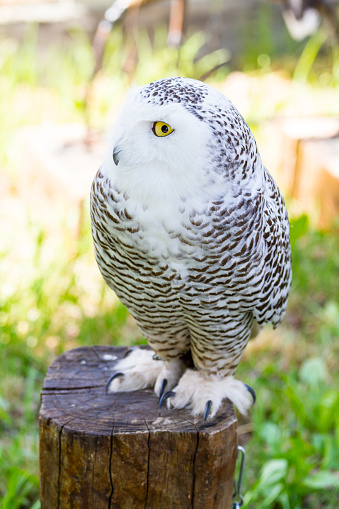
[152, 121, 174, 137]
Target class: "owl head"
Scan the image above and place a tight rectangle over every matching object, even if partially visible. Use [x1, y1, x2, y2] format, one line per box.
[106, 77, 260, 203]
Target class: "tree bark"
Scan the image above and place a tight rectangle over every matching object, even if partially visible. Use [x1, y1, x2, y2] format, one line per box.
[39, 346, 238, 509]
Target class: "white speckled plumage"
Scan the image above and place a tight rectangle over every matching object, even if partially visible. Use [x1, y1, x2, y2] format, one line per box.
[90, 77, 292, 418]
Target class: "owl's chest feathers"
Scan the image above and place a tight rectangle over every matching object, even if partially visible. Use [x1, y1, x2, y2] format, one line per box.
[94, 183, 264, 290]
[104, 192, 203, 265]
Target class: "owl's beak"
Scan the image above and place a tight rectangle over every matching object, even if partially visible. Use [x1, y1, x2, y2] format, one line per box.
[113, 145, 121, 166]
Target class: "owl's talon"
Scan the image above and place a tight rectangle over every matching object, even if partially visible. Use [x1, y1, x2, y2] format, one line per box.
[158, 379, 168, 400]
[245, 384, 256, 405]
[159, 391, 176, 409]
[123, 346, 138, 358]
[106, 372, 124, 393]
[204, 400, 213, 422]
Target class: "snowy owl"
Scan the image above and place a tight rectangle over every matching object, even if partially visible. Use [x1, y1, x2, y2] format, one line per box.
[90, 77, 292, 420]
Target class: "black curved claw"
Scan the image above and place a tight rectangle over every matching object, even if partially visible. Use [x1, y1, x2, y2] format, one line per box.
[204, 400, 213, 422]
[123, 346, 138, 358]
[245, 384, 256, 405]
[159, 379, 168, 400]
[106, 372, 124, 394]
[159, 391, 176, 410]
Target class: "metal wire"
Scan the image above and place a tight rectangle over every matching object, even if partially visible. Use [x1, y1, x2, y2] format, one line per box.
[232, 445, 246, 508]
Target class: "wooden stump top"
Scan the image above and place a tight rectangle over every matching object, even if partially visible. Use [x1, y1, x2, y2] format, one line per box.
[39, 346, 238, 509]
[40, 345, 237, 434]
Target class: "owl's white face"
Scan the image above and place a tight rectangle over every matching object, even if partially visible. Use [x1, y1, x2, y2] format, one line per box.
[103, 86, 224, 206]
[101, 76, 259, 211]
[115, 90, 210, 163]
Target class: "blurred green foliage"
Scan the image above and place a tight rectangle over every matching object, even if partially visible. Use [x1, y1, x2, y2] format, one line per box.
[0, 15, 338, 509]
[241, 1, 339, 86]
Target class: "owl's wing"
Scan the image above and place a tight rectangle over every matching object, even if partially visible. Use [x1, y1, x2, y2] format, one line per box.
[253, 170, 292, 328]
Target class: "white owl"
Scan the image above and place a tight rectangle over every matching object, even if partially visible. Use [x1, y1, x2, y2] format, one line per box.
[90, 77, 291, 420]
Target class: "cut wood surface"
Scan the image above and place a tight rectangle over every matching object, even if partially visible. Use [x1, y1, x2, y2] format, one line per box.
[39, 346, 238, 509]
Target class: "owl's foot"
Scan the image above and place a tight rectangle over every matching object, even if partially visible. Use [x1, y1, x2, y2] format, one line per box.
[159, 369, 254, 420]
[106, 347, 185, 396]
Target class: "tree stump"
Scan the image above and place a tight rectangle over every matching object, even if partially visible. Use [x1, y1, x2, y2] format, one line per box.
[39, 346, 238, 509]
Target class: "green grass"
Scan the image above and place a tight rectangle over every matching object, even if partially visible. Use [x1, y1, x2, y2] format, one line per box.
[0, 19, 338, 509]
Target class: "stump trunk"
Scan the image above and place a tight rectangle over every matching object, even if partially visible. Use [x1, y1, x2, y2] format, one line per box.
[39, 346, 238, 508]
